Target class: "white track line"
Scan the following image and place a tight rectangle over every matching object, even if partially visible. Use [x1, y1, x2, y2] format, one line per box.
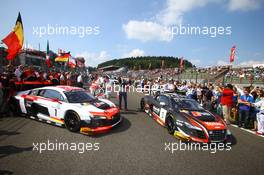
[231, 124, 264, 138]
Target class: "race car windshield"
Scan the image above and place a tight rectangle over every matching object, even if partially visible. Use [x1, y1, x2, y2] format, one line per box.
[64, 90, 96, 103]
[174, 99, 204, 111]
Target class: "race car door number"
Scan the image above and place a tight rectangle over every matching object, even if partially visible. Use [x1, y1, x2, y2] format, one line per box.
[160, 108, 167, 122]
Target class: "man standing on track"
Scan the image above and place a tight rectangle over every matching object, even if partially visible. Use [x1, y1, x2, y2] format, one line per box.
[219, 84, 234, 125]
[118, 77, 128, 111]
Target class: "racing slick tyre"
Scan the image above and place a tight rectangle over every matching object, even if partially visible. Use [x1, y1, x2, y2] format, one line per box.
[166, 116, 175, 135]
[64, 111, 81, 132]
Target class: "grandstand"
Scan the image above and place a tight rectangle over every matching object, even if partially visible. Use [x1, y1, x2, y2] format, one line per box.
[179, 65, 264, 86]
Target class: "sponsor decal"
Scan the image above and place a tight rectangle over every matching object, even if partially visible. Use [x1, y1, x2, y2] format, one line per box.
[200, 112, 211, 116]
[153, 106, 160, 114]
[191, 111, 202, 117]
[204, 122, 224, 127]
[80, 127, 92, 133]
[191, 111, 211, 117]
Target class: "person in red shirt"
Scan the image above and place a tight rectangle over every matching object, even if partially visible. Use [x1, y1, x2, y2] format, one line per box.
[219, 84, 234, 124]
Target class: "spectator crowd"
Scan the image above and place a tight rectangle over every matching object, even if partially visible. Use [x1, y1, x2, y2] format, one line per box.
[1, 64, 264, 136]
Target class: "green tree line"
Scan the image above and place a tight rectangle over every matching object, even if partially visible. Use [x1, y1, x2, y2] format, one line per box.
[97, 56, 194, 70]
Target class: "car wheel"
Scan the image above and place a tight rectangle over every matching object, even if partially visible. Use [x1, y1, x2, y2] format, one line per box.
[166, 116, 175, 135]
[64, 111, 81, 132]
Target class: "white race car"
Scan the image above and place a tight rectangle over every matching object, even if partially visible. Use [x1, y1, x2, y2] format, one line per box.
[9, 86, 122, 135]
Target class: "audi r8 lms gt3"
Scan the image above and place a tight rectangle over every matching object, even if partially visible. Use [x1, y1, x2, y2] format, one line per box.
[140, 93, 231, 143]
[9, 86, 122, 135]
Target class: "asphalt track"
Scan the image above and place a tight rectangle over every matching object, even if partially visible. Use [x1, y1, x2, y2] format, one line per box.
[1, 92, 264, 175]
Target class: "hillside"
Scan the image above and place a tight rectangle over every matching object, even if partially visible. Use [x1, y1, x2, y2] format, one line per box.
[97, 56, 194, 70]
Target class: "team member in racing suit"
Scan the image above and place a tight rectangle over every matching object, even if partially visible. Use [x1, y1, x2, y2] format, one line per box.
[252, 96, 264, 135]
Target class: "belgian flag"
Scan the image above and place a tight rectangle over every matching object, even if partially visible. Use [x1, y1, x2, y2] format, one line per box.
[2, 12, 24, 60]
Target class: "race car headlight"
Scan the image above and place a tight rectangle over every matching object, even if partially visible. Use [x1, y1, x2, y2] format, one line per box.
[83, 119, 91, 124]
[184, 122, 202, 131]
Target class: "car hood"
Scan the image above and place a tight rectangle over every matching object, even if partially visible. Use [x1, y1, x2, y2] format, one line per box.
[77, 99, 119, 119]
[180, 110, 226, 130]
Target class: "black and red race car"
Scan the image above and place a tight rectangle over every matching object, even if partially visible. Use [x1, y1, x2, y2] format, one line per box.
[140, 93, 231, 143]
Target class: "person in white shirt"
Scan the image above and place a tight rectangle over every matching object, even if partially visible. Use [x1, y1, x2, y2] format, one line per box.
[77, 74, 83, 88]
[14, 65, 24, 81]
[253, 97, 264, 135]
[104, 76, 111, 99]
[60, 74, 65, 81]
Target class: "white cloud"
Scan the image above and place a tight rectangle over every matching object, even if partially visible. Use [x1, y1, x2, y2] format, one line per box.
[123, 0, 218, 42]
[156, 0, 218, 25]
[123, 0, 262, 42]
[123, 21, 172, 42]
[190, 59, 201, 66]
[75, 50, 111, 67]
[238, 60, 264, 66]
[122, 49, 145, 58]
[228, 0, 263, 11]
[215, 59, 264, 67]
[216, 59, 230, 66]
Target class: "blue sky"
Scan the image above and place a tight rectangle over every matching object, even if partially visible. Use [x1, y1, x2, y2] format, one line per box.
[0, 0, 264, 67]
